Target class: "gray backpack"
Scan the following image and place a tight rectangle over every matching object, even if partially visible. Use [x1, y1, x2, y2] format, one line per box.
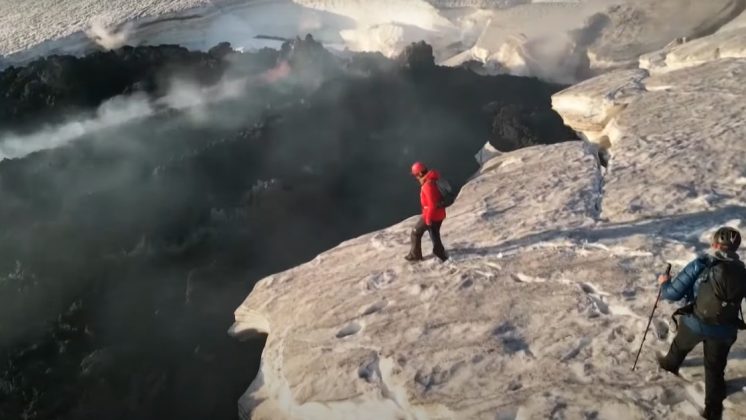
[435, 179, 455, 208]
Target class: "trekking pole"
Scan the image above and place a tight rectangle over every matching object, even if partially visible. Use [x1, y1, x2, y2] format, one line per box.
[632, 263, 671, 371]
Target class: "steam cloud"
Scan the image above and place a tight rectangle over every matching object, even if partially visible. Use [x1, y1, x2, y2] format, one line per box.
[86, 18, 134, 50]
[0, 95, 152, 160]
[0, 74, 256, 160]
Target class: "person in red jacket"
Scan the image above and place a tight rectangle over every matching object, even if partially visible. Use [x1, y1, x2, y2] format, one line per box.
[405, 162, 448, 261]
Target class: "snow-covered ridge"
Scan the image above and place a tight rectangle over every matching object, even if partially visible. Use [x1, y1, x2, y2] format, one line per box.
[231, 14, 746, 420]
[552, 24, 746, 226]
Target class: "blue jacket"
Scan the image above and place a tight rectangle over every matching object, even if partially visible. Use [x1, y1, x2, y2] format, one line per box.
[660, 251, 743, 339]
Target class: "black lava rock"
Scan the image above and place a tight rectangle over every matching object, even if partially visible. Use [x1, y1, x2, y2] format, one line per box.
[397, 41, 436, 71]
[0, 40, 575, 420]
[0, 45, 229, 131]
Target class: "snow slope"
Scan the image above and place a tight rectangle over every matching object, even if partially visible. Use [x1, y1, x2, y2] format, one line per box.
[0, 0, 349, 67]
[232, 18, 746, 420]
[3, 0, 745, 83]
[441, 0, 745, 83]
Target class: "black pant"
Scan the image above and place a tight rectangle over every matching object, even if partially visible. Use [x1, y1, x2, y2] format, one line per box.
[409, 217, 446, 260]
[659, 322, 736, 417]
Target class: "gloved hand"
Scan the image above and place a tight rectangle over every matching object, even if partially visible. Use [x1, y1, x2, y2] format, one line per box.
[657, 273, 670, 284]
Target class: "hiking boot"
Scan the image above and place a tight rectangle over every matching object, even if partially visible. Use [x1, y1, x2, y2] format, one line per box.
[433, 248, 448, 262]
[404, 253, 423, 262]
[701, 405, 723, 420]
[656, 353, 679, 375]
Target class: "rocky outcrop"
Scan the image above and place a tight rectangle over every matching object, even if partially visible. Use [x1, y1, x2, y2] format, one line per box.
[0, 45, 234, 130]
[486, 102, 576, 152]
[396, 41, 435, 71]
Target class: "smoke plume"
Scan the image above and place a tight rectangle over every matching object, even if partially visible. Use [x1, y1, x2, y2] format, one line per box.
[86, 18, 134, 50]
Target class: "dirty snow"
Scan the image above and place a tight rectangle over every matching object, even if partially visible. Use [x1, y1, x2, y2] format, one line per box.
[233, 138, 745, 419]
[553, 25, 746, 223]
[439, 0, 743, 82]
[3, 0, 746, 84]
[232, 13, 746, 420]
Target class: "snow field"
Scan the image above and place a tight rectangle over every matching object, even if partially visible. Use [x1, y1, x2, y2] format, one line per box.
[232, 137, 746, 418]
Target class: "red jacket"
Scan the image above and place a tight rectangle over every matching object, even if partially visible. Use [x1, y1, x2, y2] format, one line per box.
[420, 170, 446, 225]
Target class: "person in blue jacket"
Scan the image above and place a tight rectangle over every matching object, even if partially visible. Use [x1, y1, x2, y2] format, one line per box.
[657, 226, 744, 420]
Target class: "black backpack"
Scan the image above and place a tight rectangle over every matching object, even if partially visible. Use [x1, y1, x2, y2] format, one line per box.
[693, 259, 746, 326]
[435, 179, 455, 208]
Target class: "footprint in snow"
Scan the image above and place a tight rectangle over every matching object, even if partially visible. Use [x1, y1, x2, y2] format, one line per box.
[358, 353, 381, 383]
[577, 282, 614, 316]
[608, 325, 635, 343]
[414, 364, 460, 393]
[361, 300, 387, 316]
[364, 270, 396, 291]
[507, 379, 522, 391]
[502, 336, 532, 355]
[560, 337, 591, 362]
[654, 319, 669, 340]
[578, 282, 608, 296]
[492, 322, 516, 336]
[586, 294, 610, 316]
[622, 288, 637, 300]
[491, 322, 532, 356]
[336, 322, 362, 338]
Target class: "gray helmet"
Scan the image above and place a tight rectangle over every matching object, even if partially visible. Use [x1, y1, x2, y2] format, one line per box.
[713, 226, 741, 251]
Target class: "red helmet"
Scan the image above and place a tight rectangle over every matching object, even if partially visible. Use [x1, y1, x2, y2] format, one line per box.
[411, 161, 427, 176]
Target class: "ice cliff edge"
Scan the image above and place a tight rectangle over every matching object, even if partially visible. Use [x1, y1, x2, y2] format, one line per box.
[230, 11, 746, 420]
